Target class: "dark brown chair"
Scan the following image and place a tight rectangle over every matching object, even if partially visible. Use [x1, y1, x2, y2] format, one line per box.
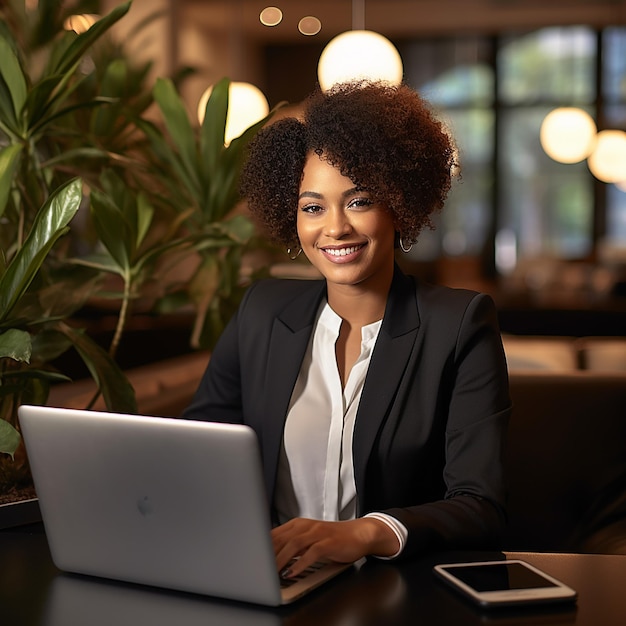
[504, 372, 626, 554]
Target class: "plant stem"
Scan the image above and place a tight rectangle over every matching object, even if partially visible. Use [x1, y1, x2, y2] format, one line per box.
[109, 272, 132, 360]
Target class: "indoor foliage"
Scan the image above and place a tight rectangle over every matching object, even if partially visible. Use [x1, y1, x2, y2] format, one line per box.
[0, 0, 279, 497]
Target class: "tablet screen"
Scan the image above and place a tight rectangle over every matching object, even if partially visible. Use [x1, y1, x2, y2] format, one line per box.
[443, 562, 559, 592]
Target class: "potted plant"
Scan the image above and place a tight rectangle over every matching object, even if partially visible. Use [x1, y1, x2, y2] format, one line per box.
[0, 0, 281, 521]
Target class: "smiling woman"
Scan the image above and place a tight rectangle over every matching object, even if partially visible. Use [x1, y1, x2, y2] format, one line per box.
[183, 80, 511, 581]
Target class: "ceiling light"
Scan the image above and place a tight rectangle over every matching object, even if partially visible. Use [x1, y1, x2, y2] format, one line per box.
[63, 14, 100, 34]
[317, 30, 403, 92]
[298, 16, 321, 36]
[260, 7, 283, 27]
[540, 107, 597, 164]
[587, 130, 626, 183]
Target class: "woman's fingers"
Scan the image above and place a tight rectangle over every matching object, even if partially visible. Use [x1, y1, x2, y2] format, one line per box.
[271, 517, 399, 578]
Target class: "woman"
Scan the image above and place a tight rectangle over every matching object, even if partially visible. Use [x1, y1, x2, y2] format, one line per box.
[183, 80, 511, 579]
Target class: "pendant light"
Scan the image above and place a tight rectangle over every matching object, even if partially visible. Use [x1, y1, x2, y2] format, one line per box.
[317, 0, 403, 91]
[587, 130, 626, 184]
[540, 107, 597, 164]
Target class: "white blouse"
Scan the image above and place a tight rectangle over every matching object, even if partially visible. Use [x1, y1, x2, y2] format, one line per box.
[274, 301, 407, 556]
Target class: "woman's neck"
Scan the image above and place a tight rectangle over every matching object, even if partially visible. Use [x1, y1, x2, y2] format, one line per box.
[326, 276, 392, 327]
[327, 277, 391, 387]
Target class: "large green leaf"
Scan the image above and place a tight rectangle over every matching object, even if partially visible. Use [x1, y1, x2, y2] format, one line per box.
[58, 324, 137, 413]
[0, 178, 82, 324]
[29, 96, 118, 136]
[199, 77, 229, 177]
[91, 58, 127, 136]
[89, 189, 133, 272]
[0, 34, 27, 132]
[0, 144, 22, 219]
[1, 268, 100, 331]
[0, 420, 21, 458]
[207, 164, 240, 221]
[222, 214, 255, 244]
[23, 74, 67, 131]
[13, 376, 52, 416]
[69, 252, 122, 274]
[0, 328, 32, 362]
[135, 192, 155, 249]
[40, 146, 111, 169]
[30, 327, 75, 364]
[25, 2, 130, 130]
[0, 73, 19, 136]
[203, 101, 282, 220]
[0, 368, 70, 384]
[153, 78, 202, 197]
[136, 117, 199, 203]
[50, 2, 132, 77]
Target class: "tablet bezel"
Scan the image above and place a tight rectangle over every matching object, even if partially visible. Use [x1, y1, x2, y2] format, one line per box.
[433, 559, 578, 607]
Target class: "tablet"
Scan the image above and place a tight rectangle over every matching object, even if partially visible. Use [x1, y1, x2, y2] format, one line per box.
[433, 560, 577, 607]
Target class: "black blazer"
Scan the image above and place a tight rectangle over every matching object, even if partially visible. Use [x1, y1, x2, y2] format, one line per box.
[183, 266, 511, 558]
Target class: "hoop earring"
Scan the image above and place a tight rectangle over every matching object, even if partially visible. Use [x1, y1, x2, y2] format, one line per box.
[287, 246, 303, 260]
[399, 237, 413, 253]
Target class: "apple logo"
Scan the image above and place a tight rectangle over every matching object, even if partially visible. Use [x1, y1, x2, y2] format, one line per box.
[137, 495, 154, 516]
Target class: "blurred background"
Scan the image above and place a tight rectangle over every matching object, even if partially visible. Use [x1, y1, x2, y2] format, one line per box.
[102, 0, 626, 336]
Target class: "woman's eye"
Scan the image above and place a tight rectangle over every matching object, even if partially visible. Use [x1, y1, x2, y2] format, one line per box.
[348, 197, 374, 210]
[300, 203, 323, 214]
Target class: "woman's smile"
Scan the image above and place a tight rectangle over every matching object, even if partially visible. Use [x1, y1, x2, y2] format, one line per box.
[320, 243, 366, 261]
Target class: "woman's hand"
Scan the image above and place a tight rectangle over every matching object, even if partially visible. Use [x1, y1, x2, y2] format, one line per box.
[271, 517, 400, 578]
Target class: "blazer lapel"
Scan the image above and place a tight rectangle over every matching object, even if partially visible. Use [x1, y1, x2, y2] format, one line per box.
[352, 268, 421, 504]
[261, 280, 326, 497]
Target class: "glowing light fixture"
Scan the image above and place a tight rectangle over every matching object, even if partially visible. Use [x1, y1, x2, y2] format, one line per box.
[260, 7, 282, 27]
[299, 16, 322, 36]
[318, 30, 403, 92]
[63, 14, 100, 34]
[197, 82, 269, 145]
[540, 107, 597, 164]
[317, 0, 402, 91]
[587, 130, 626, 183]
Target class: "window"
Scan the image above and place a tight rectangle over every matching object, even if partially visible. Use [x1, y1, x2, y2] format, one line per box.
[400, 26, 626, 273]
[498, 28, 596, 261]
[603, 27, 626, 249]
[402, 37, 494, 260]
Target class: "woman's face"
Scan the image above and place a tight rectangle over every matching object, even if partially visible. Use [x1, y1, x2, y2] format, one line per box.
[296, 152, 396, 292]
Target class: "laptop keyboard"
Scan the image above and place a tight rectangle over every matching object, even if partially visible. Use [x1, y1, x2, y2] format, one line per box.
[279, 561, 327, 588]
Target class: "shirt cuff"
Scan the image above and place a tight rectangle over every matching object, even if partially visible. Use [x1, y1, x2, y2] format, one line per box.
[363, 512, 408, 559]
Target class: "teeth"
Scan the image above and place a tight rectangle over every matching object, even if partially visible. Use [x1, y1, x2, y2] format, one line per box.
[325, 245, 361, 256]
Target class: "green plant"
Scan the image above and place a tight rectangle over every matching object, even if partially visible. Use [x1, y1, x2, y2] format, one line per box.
[0, 1, 282, 476]
[139, 77, 283, 347]
[0, 2, 138, 463]
[0, 180, 81, 455]
[0, 5, 135, 454]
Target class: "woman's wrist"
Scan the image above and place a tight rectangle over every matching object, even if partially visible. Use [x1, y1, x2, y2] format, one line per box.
[357, 516, 402, 557]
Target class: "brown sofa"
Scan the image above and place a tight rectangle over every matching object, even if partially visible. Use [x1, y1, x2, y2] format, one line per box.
[502, 334, 626, 372]
[505, 371, 626, 554]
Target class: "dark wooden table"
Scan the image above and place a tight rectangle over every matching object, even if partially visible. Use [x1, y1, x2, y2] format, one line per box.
[2, 524, 625, 625]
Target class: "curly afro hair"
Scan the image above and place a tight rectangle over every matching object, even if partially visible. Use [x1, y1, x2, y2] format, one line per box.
[239, 80, 457, 248]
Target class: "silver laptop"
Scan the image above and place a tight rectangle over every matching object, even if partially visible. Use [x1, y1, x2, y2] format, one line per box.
[18, 405, 351, 606]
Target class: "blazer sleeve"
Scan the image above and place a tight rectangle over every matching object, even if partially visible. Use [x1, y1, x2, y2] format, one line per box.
[381, 291, 511, 558]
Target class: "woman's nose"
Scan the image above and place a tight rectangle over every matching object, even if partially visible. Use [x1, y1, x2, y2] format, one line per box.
[324, 207, 352, 238]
